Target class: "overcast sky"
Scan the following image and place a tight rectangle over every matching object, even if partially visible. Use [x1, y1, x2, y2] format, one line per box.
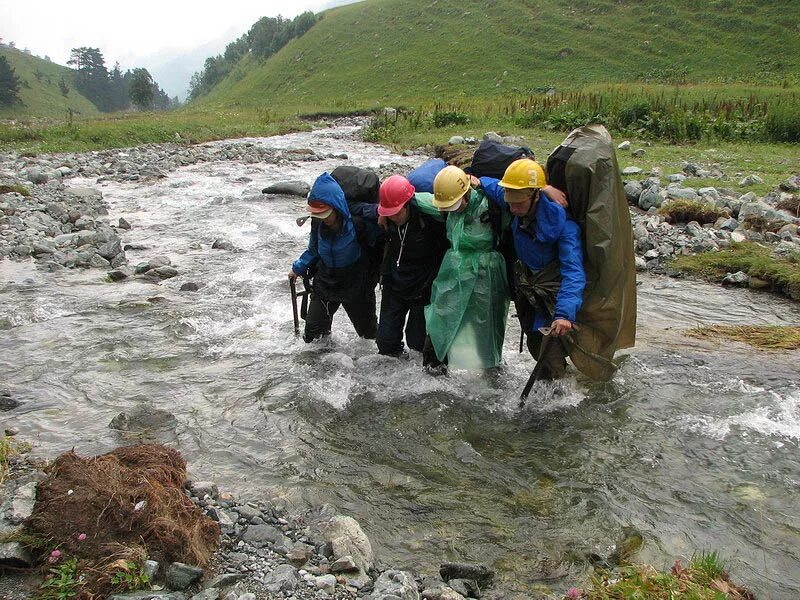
[1, 1, 360, 96]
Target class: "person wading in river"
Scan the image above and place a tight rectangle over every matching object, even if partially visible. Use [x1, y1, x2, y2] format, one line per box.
[375, 175, 448, 358]
[478, 159, 586, 380]
[423, 166, 511, 371]
[288, 173, 378, 342]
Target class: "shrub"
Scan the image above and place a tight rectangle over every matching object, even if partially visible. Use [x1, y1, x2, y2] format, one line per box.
[765, 101, 800, 142]
[432, 110, 469, 128]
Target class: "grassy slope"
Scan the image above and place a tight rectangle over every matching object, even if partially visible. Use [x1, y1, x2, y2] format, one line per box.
[198, 0, 800, 112]
[0, 47, 98, 119]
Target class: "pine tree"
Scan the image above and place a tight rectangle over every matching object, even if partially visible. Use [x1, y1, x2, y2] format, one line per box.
[0, 56, 22, 106]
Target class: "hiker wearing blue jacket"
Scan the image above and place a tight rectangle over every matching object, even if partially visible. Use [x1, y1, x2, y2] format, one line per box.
[479, 159, 586, 380]
[289, 173, 378, 343]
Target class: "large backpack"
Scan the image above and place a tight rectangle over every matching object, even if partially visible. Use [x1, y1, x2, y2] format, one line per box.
[330, 166, 380, 204]
[544, 124, 637, 381]
[467, 140, 534, 180]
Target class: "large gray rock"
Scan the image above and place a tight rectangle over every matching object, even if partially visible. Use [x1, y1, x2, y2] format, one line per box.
[97, 238, 123, 260]
[666, 187, 699, 201]
[166, 562, 204, 591]
[638, 187, 662, 211]
[624, 181, 643, 204]
[321, 515, 374, 574]
[263, 564, 300, 593]
[370, 570, 419, 600]
[261, 181, 310, 197]
[483, 131, 503, 143]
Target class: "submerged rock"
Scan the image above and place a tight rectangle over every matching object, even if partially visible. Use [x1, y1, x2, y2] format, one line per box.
[109, 405, 177, 432]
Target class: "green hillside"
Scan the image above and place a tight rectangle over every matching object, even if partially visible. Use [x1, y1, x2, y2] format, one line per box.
[0, 47, 99, 119]
[198, 0, 800, 112]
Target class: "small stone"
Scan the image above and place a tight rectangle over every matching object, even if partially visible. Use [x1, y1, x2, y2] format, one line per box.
[722, 271, 749, 287]
[631, 148, 646, 158]
[739, 174, 764, 187]
[617, 140, 631, 151]
[180, 282, 200, 292]
[448, 136, 465, 145]
[153, 266, 178, 279]
[143, 560, 160, 580]
[621, 166, 642, 176]
[166, 562, 204, 591]
[330, 555, 358, 573]
[316, 574, 337, 593]
[118, 217, 132, 230]
[212, 239, 236, 251]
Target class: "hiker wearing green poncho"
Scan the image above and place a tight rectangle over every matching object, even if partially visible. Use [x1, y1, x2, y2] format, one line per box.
[423, 165, 511, 370]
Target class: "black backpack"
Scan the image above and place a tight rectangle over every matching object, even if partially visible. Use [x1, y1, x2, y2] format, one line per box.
[330, 166, 380, 204]
[467, 140, 534, 180]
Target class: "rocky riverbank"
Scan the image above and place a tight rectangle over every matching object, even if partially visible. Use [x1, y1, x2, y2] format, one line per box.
[0, 442, 503, 600]
[2, 122, 798, 300]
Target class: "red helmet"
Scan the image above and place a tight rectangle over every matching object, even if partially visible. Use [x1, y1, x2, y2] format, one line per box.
[378, 175, 415, 217]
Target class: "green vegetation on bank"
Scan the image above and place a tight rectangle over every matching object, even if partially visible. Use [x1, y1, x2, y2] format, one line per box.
[197, 0, 799, 111]
[0, 47, 98, 119]
[577, 553, 755, 599]
[671, 243, 800, 300]
[0, 109, 308, 153]
[363, 85, 800, 146]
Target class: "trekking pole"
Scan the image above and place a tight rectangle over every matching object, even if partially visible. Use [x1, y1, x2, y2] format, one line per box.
[289, 278, 300, 336]
[519, 332, 553, 404]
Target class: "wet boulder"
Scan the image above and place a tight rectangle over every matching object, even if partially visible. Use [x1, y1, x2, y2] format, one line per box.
[211, 239, 236, 251]
[261, 181, 310, 197]
[439, 562, 494, 588]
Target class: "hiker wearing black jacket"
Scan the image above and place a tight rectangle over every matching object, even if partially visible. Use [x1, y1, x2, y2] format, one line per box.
[376, 176, 448, 357]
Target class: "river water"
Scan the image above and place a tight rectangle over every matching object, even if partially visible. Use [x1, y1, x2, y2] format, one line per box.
[2, 126, 799, 598]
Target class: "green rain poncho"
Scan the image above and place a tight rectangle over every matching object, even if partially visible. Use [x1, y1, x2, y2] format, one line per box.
[424, 189, 510, 369]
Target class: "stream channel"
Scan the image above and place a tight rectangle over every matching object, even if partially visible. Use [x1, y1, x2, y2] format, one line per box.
[2, 125, 799, 597]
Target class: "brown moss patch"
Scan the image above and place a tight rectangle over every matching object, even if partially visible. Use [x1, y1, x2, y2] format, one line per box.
[658, 199, 726, 224]
[776, 195, 800, 218]
[435, 144, 474, 169]
[686, 325, 800, 350]
[25, 444, 219, 599]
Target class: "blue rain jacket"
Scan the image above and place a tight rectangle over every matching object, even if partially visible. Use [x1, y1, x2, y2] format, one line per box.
[480, 177, 586, 329]
[292, 173, 362, 276]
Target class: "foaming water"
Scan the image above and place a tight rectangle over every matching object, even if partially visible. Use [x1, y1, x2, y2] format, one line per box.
[2, 126, 800, 596]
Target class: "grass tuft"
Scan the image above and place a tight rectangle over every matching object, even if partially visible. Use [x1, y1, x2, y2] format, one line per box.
[686, 325, 800, 350]
[0, 184, 31, 196]
[580, 553, 755, 599]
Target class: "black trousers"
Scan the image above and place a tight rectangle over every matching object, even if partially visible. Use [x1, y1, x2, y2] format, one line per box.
[515, 297, 567, 380]
[376, 289, 427, 356]
[303, 291, 377, 343]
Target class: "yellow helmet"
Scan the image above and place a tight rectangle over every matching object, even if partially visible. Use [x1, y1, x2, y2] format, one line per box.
[433, 165, 471, 209]
[499, 159, 547, 190]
